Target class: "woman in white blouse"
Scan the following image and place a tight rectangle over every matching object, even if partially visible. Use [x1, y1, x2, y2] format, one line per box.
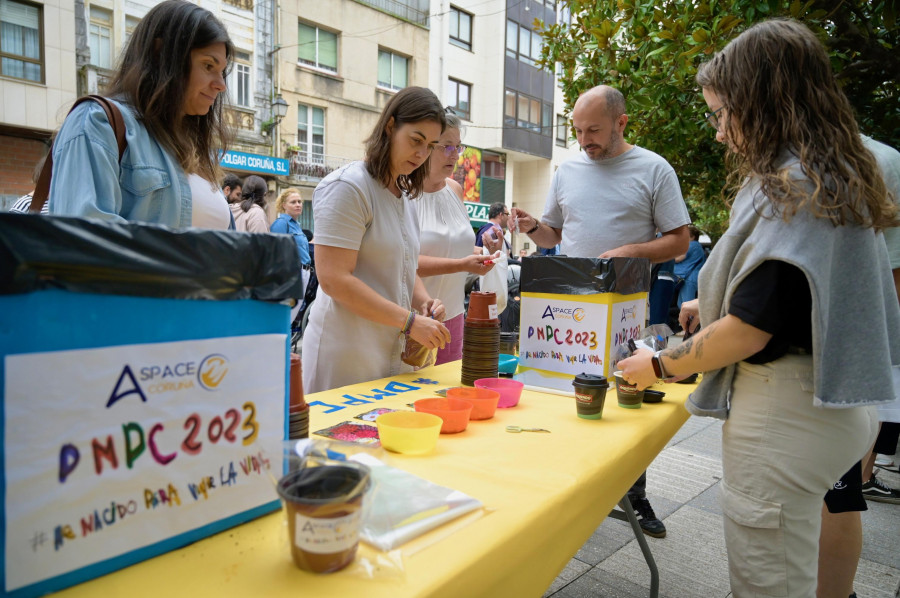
[415, 111, 500, 364]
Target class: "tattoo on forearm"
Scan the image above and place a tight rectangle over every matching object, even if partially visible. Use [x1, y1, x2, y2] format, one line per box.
[668, 339, 693, 360]
[665, 320, 719, 361]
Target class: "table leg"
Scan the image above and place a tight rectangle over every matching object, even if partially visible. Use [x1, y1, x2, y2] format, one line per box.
[609, 495, 660, 598]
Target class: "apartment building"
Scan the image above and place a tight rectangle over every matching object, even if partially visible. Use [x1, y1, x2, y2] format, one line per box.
[428, 0, 579, 254]
[0, 0, 75, 208]
[0, 0, 281, 209]
[272, 0, 430, 229]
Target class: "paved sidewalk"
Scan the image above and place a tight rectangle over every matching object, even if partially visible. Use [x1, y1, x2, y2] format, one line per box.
[544, 415, 900, 598]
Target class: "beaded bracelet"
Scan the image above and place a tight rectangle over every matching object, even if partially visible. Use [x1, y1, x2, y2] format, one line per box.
[400, 311, 416, 336]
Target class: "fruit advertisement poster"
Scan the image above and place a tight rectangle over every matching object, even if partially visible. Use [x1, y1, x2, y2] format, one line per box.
[452, 146, 482, 203]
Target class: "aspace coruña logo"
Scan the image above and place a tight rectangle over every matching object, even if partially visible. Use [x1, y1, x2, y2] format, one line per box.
[106, 353, 230, 408]
[542, 305, 586, 321]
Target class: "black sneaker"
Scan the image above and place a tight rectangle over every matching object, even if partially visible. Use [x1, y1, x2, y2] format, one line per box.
[861, 473, 900, 504]
[632, 497, 667, 538]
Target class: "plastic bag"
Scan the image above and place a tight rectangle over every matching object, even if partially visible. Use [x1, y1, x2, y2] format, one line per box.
[401, 337, 437, 368]
[351, 453, 483, 551]
[478, 248, 508, 313]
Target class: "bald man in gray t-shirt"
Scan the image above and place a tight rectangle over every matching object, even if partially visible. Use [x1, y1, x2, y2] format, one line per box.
[513, 87, 690, 264]
[512, 86, 691, 539]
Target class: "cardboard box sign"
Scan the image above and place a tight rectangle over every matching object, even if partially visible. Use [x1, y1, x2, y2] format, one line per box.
[515, 257, 651, 392]
[0, 215, 300, 597]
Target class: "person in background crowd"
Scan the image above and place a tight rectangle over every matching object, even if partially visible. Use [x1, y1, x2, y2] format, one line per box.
[619, 19, 899, 597]
[476, 202, 511, 256]
[9, 154, 49, 214]
[513, 84, 691, 539]
[48, 0, 233, 229]
[271, 187, 311, 268]
[271, 187, 312, 322]
[302, 87, 451, 393]
[230, 175, 268, 233]
[816, 136, 900, 598]
[673, 224, 706, 308]
[414, 110, 498, 365]
[221, 173, 242, 204]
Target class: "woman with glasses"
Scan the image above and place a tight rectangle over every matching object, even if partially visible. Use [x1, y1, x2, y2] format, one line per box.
[414, 111, 500, 364]
[618, 19, 899, 597]
[302, 87, 451, 393]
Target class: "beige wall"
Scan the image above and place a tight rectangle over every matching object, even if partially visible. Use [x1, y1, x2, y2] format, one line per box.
[277, 0, 431, 162]
[0, 0, 78, 132]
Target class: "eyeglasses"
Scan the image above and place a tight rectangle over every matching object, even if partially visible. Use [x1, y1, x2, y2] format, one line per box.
[435, 143, 466, 157]
[704, 106, 724, 130]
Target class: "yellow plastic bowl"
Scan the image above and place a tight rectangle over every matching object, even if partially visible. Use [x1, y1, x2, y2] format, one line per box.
[375, 411, 442, 455]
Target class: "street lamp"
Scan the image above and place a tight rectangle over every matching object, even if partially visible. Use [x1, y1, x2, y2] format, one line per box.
[271, 94, 289, 158]
[272, 94, 288, 125]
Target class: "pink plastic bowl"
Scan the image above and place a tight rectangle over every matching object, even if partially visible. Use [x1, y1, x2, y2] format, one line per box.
[474, 378, 524, 408]
[446, 387, 500, 420]
[414, 398, 473, 434]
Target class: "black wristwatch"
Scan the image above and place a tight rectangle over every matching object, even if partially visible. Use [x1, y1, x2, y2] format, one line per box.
[651, 350, 669, 380]
[526, 220, 541, 234]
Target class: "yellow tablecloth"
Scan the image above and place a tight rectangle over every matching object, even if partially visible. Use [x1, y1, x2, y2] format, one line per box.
[54, 362, 692, 598]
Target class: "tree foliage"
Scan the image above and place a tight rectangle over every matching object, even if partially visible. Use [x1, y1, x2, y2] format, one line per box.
[537, 0, 900, 242]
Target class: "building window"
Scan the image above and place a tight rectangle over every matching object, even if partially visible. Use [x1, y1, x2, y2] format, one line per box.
[230, 54, 251, 107]
[0, 0, 42, 82]
[449, 6, 472, 51]
[297, 104, 325, 164]
[378, 49, 407, 91]
[505, 19, 541, 66]
[505, 88, 553, 136]
[504, 89, 516, 127]
[298, 22, 337, 73]
[88, 6, 112, 69]
[556, 114, 569, 147]
[446, 78, 471, 120]
[123, 15, 139, 50]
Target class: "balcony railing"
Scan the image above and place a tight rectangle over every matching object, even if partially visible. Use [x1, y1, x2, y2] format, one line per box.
[352, 0, 428, 26]
[287, 150, 354, 182]
[223, 0, 253, 10]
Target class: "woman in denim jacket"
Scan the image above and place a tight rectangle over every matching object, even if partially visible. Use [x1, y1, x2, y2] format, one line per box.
[49, 0, 234, 229]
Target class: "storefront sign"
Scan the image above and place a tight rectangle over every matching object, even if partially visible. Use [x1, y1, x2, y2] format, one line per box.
[465, 202, 490, 224]
[220, 150, 289, 176]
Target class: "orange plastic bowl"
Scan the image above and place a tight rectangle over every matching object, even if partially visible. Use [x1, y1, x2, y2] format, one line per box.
[446, 387, 500, 420]
[414, 398, 473, 434]
[474, 378, 524, 408]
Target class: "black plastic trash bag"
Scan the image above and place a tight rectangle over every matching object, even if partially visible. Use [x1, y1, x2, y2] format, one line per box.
[0, 213, 303, 301]
[519, 256, 651, 296]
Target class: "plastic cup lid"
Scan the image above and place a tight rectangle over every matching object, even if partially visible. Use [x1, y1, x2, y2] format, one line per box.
[573, 373, 608, 387]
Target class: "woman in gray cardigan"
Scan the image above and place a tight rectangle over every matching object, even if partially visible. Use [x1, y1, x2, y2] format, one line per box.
[619, 19, 900, 598]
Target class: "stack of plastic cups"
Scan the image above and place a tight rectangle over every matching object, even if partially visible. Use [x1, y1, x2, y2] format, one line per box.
[461, 291, 501, 386]
[288, 353, 309, 439]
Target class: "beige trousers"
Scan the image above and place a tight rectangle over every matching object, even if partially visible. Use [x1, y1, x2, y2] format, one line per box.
[721, 354, 878, 598]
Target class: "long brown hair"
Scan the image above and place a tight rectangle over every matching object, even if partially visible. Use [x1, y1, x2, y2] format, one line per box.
[107, 0, 233, 183]
[364, 87, 446, 198]
[696, 18, 895, 229]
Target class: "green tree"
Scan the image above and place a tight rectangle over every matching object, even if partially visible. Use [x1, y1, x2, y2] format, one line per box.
[538, 0, 899, 242]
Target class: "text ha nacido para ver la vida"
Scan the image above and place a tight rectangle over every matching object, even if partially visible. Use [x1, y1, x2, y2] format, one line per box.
[44, 355, 271, 553]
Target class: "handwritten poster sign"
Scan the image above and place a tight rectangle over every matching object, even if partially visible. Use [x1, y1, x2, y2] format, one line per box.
[519, 293, 646, 381]
[519, 297, 609, 377]
[3, 334, 285, 594]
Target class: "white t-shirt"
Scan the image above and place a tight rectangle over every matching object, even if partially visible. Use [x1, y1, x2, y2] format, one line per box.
[541, 146, 690, 257]
[413, 183, 476, 319]
[302, 161, 420, 393]
[188, 174, 231, 229]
